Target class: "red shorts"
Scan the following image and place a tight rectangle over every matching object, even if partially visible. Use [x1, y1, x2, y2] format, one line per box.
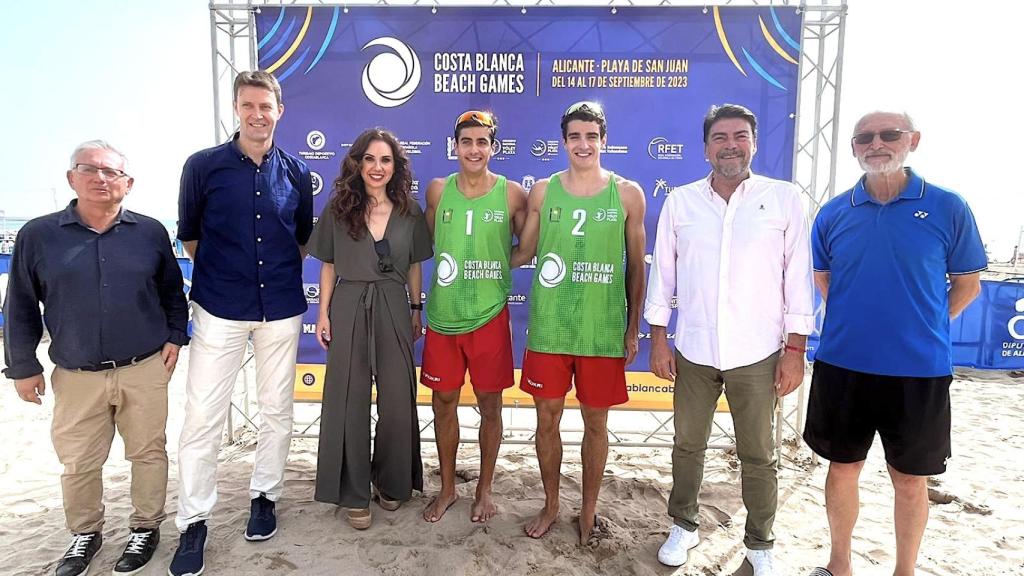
[520, 350, 628, 408]
[421, 306, 514, 393]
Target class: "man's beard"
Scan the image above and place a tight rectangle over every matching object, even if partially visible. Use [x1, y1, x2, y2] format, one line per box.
[858, 148, 908, 175]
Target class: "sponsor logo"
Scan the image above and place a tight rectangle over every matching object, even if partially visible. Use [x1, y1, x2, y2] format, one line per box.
[302, 373, 316, 386]
[307, 130, 326, 151]
[361, 37, 422, 108]
[303, 283, 320, 304]
[436, 252, 458, 287]
[594, 208, 619, 223]
[422, 371, 441, 382]
[525, 378, 543, 389]
[914, 211, 929, 219]
[483, 209, 505, 223]
[652, 178, 681, 197]
[300, 130, 336, 161]
[442, 209, 453, 223]
[399, 140, 430, 156]
[522, 175, 536, 192]
[507, 293, 527, 303]
[647, 137, 684, 160]
[1009, 298, 1024, 340]
[310, 171, 324, 196]
[530, 139, 560, 159]
[537, 252, 566, 288]
[446, 136, 458, 161]
[411, 179, 420, 197]
[601, 143, 629, 155]
[548, 207, 561, 222]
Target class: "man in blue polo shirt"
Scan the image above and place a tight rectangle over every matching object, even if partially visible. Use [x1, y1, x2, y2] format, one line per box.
[169, 70, 313, 576]
[804, 111, 986, 576]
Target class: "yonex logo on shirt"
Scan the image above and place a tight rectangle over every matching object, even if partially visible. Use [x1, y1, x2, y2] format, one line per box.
[914, 211, 929, 219]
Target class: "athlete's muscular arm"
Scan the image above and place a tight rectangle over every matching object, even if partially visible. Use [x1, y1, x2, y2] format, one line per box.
[424, 177, 446, 239]
[620, 178, 647, 366]
[507, 180, 529, 240]
[511, 179, 547, 268]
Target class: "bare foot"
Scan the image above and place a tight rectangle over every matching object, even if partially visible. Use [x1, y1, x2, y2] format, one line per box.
[578, 513, 595, 545]
[524, 505, 558, 538]
[471, 490, 497, 523]
[422, 493, 458, 523]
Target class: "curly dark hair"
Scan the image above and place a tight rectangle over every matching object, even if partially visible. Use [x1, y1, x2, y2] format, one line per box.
[329, 128, 413, 240]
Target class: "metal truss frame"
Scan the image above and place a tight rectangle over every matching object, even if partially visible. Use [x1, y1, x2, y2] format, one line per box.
[208, 0, 847, 453]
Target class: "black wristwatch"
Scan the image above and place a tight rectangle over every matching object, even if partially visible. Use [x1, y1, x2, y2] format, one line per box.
[409, 302, 423, 310]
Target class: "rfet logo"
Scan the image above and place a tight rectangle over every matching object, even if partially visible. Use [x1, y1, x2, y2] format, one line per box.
[361, 37, 422, 108]
[648, 137, 684, 160]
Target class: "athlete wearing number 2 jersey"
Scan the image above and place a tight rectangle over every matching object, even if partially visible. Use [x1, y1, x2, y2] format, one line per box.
[421, 110, 527, 525]
[511, 101, 647, 545]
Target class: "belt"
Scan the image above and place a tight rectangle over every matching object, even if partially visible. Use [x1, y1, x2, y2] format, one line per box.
[77, 346, 163, 372]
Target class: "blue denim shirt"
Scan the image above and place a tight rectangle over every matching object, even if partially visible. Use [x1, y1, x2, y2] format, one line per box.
[2, 202, 189, 378]
[178, 134, 313, 321]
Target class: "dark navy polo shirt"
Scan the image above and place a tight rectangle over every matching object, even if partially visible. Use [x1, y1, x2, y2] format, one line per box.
[2, 201, 190, 379]
[178, 134, 313, 321]
[812, 168, 987, 377]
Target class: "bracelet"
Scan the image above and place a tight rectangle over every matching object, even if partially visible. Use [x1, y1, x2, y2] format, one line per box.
[409, 303, 423, 310]
[784, 345, 805, 353]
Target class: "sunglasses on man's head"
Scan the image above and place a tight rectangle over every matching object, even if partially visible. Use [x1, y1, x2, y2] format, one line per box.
[454, 110, 495, 129]
[852, 129, 913, 146]
[564, 101, 605, 119]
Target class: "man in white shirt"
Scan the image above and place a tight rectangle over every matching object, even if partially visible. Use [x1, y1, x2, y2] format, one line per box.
[645, 104, 814, 575]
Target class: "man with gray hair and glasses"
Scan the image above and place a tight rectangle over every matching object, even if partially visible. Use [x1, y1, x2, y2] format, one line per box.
[804, 111, 985, 576]
[3, 140, 189, 576]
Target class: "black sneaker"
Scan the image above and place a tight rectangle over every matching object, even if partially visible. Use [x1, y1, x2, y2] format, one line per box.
[244, 493, 277, 541]
[167, 521, 206, 576]
[113, 527, 159, 575]
[55, 532, 102, 576]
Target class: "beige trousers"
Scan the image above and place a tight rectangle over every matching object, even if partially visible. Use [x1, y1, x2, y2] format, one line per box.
[51, 352, 171, 533]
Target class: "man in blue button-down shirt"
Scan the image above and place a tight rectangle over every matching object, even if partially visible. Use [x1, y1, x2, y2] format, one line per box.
[169, 71, 313, 576]
[3, 140, 189, 576]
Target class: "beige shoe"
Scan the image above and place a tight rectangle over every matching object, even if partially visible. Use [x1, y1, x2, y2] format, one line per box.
[346, 507, 372, 530]
[375, 487, 402, 512]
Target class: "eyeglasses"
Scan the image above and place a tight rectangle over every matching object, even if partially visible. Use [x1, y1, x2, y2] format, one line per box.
[374, 239, 393, 274]
[73, 163, 129, 180]
[454, 110, 495, 129]
[563, 101, 605, 120]
[851, 129, 913, 146]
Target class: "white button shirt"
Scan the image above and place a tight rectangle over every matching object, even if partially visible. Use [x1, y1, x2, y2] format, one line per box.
[644, 172, 814, 370]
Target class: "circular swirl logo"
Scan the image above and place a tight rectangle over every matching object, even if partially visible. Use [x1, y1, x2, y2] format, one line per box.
[436, 252, 458, 287]
[361, 37, 421, 108]
[537, 252, 566, 288]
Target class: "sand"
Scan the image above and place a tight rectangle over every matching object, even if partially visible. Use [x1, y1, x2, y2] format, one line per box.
[1, 345, 1021, 576]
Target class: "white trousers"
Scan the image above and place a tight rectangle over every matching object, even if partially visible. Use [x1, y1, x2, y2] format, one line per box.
[175, 303, 302, 532]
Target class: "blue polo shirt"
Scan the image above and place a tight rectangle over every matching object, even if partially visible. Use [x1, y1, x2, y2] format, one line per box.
[812, 168, 986, 377]
[178, 134, 313, 321]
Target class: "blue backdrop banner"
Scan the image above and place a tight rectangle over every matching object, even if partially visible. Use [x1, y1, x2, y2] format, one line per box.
[254, 5, 805, 398]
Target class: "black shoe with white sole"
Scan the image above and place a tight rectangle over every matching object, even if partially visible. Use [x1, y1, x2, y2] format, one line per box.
[113, 527, 159, 575]
[55, 532, 102, 576]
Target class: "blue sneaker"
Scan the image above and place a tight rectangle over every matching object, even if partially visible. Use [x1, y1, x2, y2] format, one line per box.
[244, 493, 277, 541]
[168, 521, 206, 576]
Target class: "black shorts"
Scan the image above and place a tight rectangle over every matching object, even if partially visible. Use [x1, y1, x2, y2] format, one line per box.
[803, 360, 952, 476]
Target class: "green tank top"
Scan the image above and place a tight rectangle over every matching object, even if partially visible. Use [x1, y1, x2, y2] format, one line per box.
[427, 174, 512, 334]
[527, 172, 626, 357]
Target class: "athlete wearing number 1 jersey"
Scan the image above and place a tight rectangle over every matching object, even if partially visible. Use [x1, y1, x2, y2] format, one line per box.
[511, 101, 647, 545]
[421, 111, 527, 524]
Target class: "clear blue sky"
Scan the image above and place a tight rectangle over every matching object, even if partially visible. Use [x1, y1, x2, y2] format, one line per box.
[2, 0, 1021, 257]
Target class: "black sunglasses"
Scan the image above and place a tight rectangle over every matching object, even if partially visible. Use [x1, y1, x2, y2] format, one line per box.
[852, 129, 913, 146]
[374, 239, 393, 274]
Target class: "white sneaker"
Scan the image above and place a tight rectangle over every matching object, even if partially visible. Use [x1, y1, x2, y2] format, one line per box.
[657, 525, 699, 567]
[745, 548, 777, 576]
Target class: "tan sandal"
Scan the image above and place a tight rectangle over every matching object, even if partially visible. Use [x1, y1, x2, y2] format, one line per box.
[375, 487, 402, 512]
[346, 507, 372, 530]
